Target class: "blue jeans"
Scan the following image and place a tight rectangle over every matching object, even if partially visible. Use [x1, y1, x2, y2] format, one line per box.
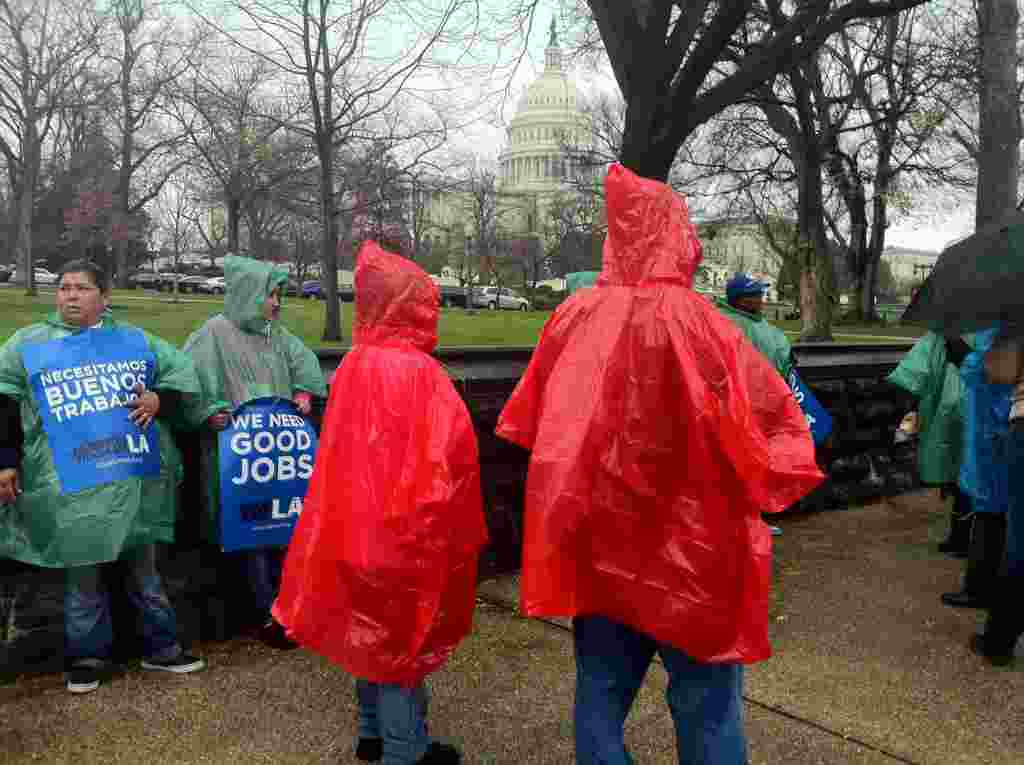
[65, 544, 182, 664]
[238, 547, 285, 616]
[984, 424, 1024, 654]
[574, 615, 748, 765]
[356, 678, 430, 765]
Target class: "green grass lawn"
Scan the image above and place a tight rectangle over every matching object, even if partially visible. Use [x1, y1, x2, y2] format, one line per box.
[0, 288, 551, 348]
[0, 287, 923, 349]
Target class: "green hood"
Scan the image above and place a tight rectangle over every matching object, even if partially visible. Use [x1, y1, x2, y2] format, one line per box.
[224, 255, 289, 334]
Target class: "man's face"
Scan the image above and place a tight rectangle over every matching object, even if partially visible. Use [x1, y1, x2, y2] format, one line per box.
[262, 287, 281, 321]
[57, 271, 108, 327]
[734, 293, 765, 316]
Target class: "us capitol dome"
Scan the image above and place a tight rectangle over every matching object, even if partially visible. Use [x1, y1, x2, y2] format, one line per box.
[497, 20, 592, 198]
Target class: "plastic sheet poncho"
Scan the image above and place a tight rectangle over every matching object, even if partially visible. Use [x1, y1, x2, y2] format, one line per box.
[273, 242, 487, 685]
[183, 255, 327, 540]
[566, 271, 600, 295]
[959, 327, 1011, 513]
[0, 313, 199, 567]
[495, 164, 824, 664]
[887, 332, 965, 485]
[716, 298, 794, 378]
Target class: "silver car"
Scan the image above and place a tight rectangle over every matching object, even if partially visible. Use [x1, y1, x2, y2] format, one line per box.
[472, 286, 530, 311]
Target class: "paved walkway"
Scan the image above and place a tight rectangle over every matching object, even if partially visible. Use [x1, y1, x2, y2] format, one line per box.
[1, 489, 1020, 764]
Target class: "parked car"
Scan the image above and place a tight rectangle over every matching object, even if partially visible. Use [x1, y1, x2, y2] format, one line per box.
[0, 265, 11, 283]
[471, 286, 530, 311]
[11, 267, 59, 286]
[176, 275, 211, 293]
[301, 280, 324, 299]
[129, 271, 161, 289]
[202, 276, 226, 294]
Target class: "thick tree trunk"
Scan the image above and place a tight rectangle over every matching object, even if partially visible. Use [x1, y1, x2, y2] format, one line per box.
[796, 152, 834, 341]
[976, 0, 1020, 228]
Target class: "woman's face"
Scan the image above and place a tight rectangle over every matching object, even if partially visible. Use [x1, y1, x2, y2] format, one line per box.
[56, 271, 109, 327]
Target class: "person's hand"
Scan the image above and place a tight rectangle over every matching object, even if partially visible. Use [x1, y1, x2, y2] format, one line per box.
[126, 383, 160, 429]
[207, 411, 231, 431]
[0, 468, 20, 505]
[293, 392, 312, 416]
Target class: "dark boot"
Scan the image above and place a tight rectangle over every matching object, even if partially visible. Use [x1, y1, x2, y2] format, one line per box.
[938, 488, 971, 557]
[962, 514, 1007, 601]
[355, 738, 383, 762]
[416, 743, 461, 765]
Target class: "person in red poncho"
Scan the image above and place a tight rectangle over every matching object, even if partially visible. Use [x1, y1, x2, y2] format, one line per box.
[496, 165, 824, 765]
[272, 242, 487, 765]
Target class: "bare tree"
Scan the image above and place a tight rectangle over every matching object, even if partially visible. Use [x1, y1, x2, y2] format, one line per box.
[560, 1, 928, 182]
[195, 0, 477, 341]
[105, 0, 207, 287]
[152, 176, 199, 303]
[0, 0, 102, 294]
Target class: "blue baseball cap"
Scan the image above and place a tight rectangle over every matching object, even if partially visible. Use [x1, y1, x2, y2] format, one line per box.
[726, 273, 769, 303]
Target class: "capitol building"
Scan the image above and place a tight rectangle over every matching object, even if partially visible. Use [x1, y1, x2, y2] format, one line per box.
[424, 22, 781, 294]
[424, 23, 597, 283]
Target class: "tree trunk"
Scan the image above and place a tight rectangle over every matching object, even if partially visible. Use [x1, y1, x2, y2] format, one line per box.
[17, 127, 39, 297]
[619, 98, 676, 182]
[976, 0, 1020, 228]
[796, 151, 834, 341]
[227, 198, 241, 254]
[319, 146, 342, 342]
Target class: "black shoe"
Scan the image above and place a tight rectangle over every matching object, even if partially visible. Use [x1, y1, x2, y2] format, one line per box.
[356, 737, 383, 762]
[66, 659, 106, 694]
[940, 591, 989, 609]
[937, 539, 969, 557]
[259, 619, 299, 651]
[969, 634, 1015, 667]
[141, 654, 206, 674]
[416, 743, 461, 765]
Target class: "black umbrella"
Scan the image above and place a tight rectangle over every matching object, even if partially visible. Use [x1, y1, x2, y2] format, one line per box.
[902, 211, 1024, 335]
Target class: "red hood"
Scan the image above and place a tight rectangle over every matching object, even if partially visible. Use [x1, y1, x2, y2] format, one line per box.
[597, 163, 702, 288]
[353, 241, 439, 352]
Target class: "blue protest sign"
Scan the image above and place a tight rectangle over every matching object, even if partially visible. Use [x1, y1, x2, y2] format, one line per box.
[21, 328, 161, 494]
[218, 397, 318, 552]
[787, 369, 834, 445]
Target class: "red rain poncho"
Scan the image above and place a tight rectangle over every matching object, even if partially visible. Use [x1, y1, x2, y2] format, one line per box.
[496, 165, 824, 663]
[273, 243, 487, 685]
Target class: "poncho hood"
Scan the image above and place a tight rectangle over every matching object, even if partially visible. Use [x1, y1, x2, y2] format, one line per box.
[224, 255, 289, 335]
[353, 241, 439, 353]
[597, 164, 703, 288]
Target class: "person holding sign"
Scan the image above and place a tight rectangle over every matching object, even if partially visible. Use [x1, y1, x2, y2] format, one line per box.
[717, 273, 833, 535]
[0, 260, 205, 694]
[273, 242, 487, 765]
[183, 254, 326, 650]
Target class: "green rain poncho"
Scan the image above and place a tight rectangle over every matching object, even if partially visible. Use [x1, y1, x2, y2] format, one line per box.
[0, 313, 199, 567]
[715, 298, 794, 378]
[183, 255, 327, 540]
[887, 332, 967, 485]
[566, 271, 600, 295]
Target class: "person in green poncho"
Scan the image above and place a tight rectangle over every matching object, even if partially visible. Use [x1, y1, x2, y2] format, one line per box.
[716, 274, 794, 380]
[887, 331, 972, 555]
[717, 274, 796, 537]
[0, 260, 206, 694]
[183, 254, 327, 649]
